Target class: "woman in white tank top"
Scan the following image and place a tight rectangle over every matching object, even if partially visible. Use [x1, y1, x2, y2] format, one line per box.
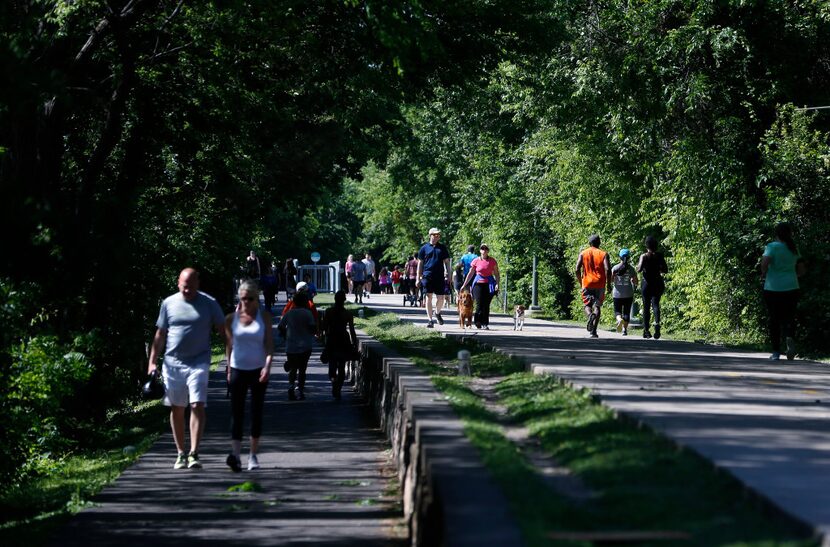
[224, 280, 273, 472]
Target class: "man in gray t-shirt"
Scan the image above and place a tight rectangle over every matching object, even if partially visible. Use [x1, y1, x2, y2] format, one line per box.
[148, 268, 225, 469]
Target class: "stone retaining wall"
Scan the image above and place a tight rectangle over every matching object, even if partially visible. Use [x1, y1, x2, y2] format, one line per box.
[353, 332, 524, 547]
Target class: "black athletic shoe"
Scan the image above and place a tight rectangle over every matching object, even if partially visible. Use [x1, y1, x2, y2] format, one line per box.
[435, 313, 444, 325]
[590, 332, 598, 339]
[226, 454, 242, 473]
[587, 313, 597, 332]
[643, 330, 652, 339]
[653, 325, 661, 340]
[288, 387, 296, 400]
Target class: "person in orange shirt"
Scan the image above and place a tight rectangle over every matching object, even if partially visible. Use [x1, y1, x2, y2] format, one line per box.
[575, 234, 612, 338]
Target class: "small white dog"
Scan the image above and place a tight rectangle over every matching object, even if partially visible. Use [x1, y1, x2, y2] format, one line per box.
[513, 305, 526, 331]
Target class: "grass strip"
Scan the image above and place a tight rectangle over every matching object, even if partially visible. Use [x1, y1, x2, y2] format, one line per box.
[0, 344, 226, 546]
[357, 311, 816, 547]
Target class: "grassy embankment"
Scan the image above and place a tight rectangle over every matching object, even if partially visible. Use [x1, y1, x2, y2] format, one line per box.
[355, 310, 817, 547]
[0, 346, 226, 546]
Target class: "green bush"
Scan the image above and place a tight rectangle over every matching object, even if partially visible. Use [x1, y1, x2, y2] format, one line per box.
[2, 336, 94, 483]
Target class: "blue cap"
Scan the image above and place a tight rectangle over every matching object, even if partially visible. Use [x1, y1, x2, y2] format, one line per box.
[619, 248, 630, 258]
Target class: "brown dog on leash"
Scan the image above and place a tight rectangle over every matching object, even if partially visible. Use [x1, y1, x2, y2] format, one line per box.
[457, 289, 473, 329]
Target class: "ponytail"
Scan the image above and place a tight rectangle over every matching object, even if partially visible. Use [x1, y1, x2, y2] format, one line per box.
[774, 223, 798, 255]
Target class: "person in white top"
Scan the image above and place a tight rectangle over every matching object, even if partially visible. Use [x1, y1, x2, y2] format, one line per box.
[224, 280, 274, 472]
[362, 253, 376, 297]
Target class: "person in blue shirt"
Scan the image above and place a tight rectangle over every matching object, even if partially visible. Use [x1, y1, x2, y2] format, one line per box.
[459, 245, 477, 279]
[302, 274, 318, 301]
[416, 228, 451, 328]
[760, 223, 805, 360]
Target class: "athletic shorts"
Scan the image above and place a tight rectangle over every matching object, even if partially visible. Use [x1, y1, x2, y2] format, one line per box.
[613, 297, 633, 317]
[581, 287, 606, 307]
[422, 276, 445, 295]
[163, 364, 210, 407]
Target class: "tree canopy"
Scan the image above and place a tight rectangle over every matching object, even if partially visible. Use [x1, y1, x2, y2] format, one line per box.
[2, 0, 830, 485]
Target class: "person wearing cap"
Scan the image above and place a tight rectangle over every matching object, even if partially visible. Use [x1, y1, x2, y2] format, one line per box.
[281, 281, 320, 327]
[611, 249, 639, 336]
[575, 235, 612, 338]
[417, 228, 452, 328]
[278, 292, 316, 400]
[460, 244, 501, 330]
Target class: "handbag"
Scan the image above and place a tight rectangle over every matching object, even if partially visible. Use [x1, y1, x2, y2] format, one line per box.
[141, 369, 165, 400]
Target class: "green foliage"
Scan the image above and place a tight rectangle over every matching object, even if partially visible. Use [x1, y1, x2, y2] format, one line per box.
[346, 1, 830, 351]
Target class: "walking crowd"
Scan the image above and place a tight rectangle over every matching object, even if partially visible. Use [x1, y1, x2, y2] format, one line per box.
[147, 265, 357, 473]
[146, 223, 803, 471]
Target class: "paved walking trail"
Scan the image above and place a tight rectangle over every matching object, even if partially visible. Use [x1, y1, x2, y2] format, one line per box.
[55, 339, 406, 546]
[363, 293, 830, 540]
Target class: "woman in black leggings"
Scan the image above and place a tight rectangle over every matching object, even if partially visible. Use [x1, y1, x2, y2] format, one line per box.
[321, 290, 358, 399]
[637, 236, 668, 339]
[224, 280, 274, 472]
[760, 223, 805, 360]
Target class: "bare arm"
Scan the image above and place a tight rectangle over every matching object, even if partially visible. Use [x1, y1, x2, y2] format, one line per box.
[147, 328, 167, 374]
[416, 259, 423, 281]
[604, 255, 613, 289]
[493, 262, 501, 287]
[260, 311, 274, 382]
[574, 252, 584, 283]
[760, 255, 771, 279]
[224, 314, 234, 382]
[636, 254, 645, 273]
[348, 314, 358, 348]
[443, 257, 451, 279]
[461, 267, 475, 289]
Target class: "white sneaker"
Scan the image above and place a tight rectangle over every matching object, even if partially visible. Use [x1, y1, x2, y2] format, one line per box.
[769, 352, 780, 361]
[615, 317, 623, 333]
[247, 454, 260, 471]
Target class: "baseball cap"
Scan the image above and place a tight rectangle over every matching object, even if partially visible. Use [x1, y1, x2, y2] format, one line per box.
[295, 281, 308, 292]
[428, 227, 441, 235]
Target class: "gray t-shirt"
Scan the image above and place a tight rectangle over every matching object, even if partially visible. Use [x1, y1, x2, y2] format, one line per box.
[278, 308, 316, 354]
[612, 263, 636, 299]
[156, 291, 224, 368]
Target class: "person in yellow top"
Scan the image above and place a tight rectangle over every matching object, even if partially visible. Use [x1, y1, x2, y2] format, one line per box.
[575, 234, 612, 338]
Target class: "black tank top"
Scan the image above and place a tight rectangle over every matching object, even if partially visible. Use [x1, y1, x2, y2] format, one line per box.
[640, 252, 667, 286]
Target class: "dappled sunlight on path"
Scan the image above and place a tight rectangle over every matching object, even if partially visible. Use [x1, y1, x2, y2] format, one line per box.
[53, 341, 406, 546]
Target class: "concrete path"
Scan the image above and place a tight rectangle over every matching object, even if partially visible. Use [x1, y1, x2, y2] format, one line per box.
[54, 341, 406, 546]
[362, 293, 830, 541]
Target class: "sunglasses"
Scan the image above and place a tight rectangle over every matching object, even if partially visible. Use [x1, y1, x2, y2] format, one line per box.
[240, 296, 256, 302]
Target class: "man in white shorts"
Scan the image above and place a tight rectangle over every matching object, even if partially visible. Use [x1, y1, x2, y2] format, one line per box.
[148, 268, 225, 469]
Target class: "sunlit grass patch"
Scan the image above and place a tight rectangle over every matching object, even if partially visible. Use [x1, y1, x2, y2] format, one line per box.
[361, 311, 817, 546]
